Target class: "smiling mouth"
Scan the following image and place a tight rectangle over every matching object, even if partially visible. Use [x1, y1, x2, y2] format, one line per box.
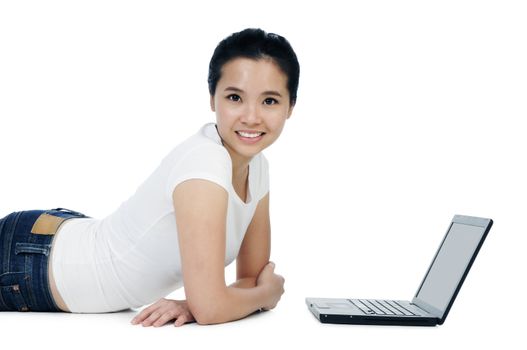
[235, 131, 265, 138]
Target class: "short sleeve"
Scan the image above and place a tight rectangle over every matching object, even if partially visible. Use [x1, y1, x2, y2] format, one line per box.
[165, 143, 232, 199]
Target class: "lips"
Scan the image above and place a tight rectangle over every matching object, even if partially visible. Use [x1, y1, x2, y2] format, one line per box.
[235, 130, 265, 144]
[236, 130, 265, 138]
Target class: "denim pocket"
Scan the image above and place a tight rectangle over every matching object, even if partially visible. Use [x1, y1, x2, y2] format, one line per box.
[15, 242, 52, 256]
[7, 243, 52, 311]
[0, 272, 29, 311]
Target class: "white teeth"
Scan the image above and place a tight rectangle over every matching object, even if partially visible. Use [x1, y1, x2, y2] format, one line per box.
[237, 131, 263, 138]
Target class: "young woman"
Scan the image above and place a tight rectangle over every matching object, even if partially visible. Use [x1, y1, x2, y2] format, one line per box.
[0, 28, 299, 327]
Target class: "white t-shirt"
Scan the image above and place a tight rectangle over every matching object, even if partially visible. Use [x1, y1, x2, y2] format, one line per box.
[51, 123, 269, 313]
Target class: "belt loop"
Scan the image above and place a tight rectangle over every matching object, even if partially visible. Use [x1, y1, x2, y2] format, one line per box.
[50, 208, 86, 217]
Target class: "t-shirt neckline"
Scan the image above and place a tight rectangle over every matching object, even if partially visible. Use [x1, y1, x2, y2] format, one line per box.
[204, 123, 254, 206]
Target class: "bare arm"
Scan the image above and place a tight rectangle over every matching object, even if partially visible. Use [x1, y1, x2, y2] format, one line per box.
[230, 192, 284, 310]
[173, 180, 282, 325]
[231, 192, 271, 289]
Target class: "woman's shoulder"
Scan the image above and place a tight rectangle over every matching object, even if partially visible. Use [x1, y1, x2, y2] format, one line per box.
[162, 123, 231, 166]
[249, 152, 270, 202]
[161, 124, 232, 197]
[250, 152, 269, 173]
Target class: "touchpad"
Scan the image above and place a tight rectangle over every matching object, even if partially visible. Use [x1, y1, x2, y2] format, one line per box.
[315, 302, 351, 309]
[314, 303, 331, 309]
[328, 302, 352, 309]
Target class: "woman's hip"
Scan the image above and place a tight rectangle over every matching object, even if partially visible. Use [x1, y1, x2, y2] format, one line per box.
[0, 208, 90, 312]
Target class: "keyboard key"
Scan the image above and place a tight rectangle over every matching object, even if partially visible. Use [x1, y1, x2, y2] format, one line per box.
[362, 300, 385, 315]
[374, 300, 396, 315]
[393, 301, 416, 316]
[349, 299, 417, 316]
[349, 299, 373, 314]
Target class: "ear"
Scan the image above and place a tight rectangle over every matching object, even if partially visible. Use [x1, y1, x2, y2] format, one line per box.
[210, 95, 216, 112]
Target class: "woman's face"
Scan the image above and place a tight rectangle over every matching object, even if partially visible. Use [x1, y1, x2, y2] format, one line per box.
[211, 57, 294, 165]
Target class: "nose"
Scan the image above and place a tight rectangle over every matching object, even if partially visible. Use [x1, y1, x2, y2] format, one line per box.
[240, 103, 262, 125]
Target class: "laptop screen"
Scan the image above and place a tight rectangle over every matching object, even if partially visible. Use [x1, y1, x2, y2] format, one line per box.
[415, 222, 486, 315]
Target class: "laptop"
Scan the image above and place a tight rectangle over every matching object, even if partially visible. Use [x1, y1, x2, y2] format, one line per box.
[306, 215, 493, 326]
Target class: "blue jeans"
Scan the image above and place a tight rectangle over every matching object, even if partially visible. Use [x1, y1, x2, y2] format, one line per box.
[0, 208, 90, 312]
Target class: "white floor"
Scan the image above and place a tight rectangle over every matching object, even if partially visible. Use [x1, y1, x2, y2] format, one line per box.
[2, 285, 521, 350]
[0, 259, 523, 350]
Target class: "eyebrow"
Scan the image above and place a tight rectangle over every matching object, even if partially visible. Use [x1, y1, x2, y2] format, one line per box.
[224, 86, 243, 93]
[262, 90, 283, 97]
[224, 86, 283, 97]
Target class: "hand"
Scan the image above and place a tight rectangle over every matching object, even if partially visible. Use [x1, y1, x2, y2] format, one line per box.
[256, 262, 285, 311]
[131, 298, 195, 327]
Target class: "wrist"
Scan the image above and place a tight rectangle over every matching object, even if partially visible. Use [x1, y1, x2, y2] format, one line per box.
[219, 283, 269, 321]
[253, 283, 271, 310]
[229, 277, 257, 289]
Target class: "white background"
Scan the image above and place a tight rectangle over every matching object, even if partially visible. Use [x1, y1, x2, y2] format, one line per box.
[1, 0, 526, 348]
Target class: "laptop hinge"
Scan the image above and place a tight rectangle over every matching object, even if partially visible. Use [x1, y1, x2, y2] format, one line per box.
[412, 298, 442, 318]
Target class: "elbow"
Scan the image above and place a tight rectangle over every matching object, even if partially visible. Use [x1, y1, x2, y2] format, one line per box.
[189, 302, 212, 325]
[194, 313, 217, 326]
[188, 300, 224, 325]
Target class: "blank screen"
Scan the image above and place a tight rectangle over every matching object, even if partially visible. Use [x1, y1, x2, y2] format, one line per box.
[416, 223, 485, 314]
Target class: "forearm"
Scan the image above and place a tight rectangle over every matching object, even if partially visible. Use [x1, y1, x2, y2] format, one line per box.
[229, 277, 257, 289]
[195, 284, 267, 325]
[189, 263, 284, 325]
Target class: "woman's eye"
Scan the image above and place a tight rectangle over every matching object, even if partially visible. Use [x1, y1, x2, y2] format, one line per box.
[227, 94, 241, 102]
[264, 98, 278, 105]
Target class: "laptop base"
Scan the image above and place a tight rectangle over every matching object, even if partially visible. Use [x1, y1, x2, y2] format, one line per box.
[316, 312, 438, 326]
[306, 297, 439, 326]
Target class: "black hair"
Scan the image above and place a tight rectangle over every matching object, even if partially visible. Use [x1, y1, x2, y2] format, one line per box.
[208, 28, 300, 106]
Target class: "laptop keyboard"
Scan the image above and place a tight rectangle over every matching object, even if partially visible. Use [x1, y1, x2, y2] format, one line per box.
[349, 299, 418, 316]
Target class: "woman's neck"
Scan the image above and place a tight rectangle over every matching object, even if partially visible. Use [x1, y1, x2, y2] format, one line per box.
[230, 152, 250, 182]
[214, 124, 252, 187]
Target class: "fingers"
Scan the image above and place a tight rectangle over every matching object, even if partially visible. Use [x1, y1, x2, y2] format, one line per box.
[152, 310, 174, 327]
[174, 314, 189, 327]
[132, 302, 159, 324]
[260, 261, 276, 276]
[131, 299, 194, 328]
[131, 299, 166, 325]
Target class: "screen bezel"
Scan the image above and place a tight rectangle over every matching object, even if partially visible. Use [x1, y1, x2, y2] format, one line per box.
[412, 215, 493, 324]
